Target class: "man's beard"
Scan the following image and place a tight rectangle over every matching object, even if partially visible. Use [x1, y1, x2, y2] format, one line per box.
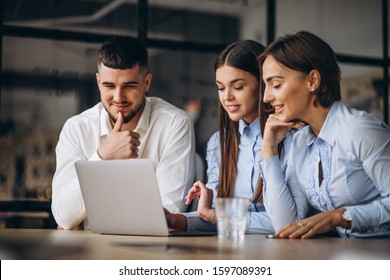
[108, 97, 146, 124]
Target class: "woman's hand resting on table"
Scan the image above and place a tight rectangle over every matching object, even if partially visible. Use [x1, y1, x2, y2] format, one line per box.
[275, 208, 351, 239]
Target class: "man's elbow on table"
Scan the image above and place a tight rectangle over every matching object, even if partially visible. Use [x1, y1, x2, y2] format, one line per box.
[52, 207, 86, 230]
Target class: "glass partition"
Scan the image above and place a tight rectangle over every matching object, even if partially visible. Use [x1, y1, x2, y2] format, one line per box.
[340, 64, 384, 120]
[276, 0, 382, 57]
[149, 48, 219, 158]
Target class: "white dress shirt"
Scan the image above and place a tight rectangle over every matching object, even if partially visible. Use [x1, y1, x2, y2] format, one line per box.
[52, 97, 195, 229]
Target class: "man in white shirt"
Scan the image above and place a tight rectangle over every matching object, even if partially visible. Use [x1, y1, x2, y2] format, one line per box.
[52, 36, 195, 229]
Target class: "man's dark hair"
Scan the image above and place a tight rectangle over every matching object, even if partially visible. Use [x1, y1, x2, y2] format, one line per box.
[97, 36, 148, 71]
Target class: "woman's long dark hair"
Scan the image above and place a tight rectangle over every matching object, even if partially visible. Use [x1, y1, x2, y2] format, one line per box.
[214, 40, 266, 203]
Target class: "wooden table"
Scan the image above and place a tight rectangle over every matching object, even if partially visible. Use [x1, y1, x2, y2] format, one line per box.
[1, 229, 389, 260]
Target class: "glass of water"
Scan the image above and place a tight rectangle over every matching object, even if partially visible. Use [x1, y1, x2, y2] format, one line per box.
[215, 198, 249, 241]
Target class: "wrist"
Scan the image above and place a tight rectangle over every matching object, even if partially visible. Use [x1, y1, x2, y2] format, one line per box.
[262, 145, 278, 160]
[198, 207, 214, 222]
[170, 213, 187, 231]
[97, 148, 106, 160]
[337, 208, 351, 229]
[210, 208, 217, 224]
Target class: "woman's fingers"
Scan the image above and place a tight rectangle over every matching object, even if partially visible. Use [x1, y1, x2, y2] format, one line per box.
[185, 181, 203, 205]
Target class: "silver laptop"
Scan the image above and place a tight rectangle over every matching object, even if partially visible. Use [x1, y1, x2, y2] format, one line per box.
[75, 158, 215, 236]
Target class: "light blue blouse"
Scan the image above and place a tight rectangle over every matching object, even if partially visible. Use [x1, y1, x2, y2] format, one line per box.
[260, 101, 390, 237]
[203, 118, 292, 233]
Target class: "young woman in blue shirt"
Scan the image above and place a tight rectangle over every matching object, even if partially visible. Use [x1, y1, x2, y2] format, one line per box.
[259, 31, 390, 238]
[165, 40, 295, 233]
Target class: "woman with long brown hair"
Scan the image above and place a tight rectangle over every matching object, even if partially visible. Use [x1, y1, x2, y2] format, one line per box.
[165, 40, 295, 233]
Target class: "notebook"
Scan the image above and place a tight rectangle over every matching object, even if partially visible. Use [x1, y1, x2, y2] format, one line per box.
[75, 158, 215, 237]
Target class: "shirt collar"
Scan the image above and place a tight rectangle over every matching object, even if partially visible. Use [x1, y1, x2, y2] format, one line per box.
[238, 117, 260, 137]
[133, 97, 151, 139]
[100, 103, 111, 137]
[306, 101, 339, 147]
